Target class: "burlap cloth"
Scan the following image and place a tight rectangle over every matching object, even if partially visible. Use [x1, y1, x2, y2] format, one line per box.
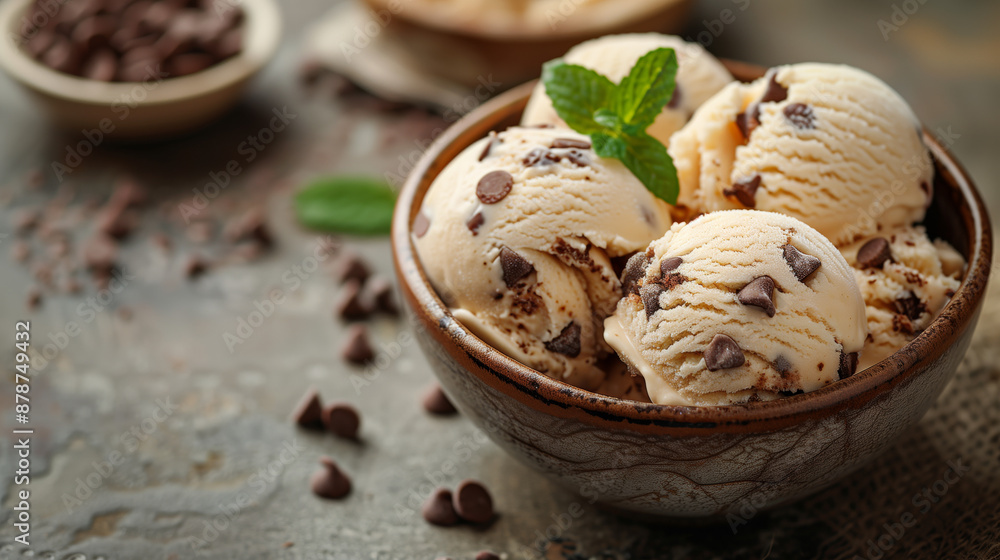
[620, 284, 1000, 559]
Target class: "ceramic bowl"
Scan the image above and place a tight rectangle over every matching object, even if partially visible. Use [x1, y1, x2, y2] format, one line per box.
[390, 62, 992, 521]
[0, 0, 281, 140]
[361, 0, 693, 88]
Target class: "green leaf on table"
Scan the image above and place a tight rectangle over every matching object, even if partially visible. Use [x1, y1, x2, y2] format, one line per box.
[613, 48, 678, 128]
[295, 177, 397, 235]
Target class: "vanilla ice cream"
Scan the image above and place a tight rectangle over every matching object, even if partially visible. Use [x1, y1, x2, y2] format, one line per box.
[522, 34, 733, 148]
[669, 63, 933, 245]
[414, 126, 672, 389]
[605, 210, 867, 406]
[841, 226, 964, 370]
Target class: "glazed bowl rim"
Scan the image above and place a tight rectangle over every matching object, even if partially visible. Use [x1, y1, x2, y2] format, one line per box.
[391, 64, 992, 430]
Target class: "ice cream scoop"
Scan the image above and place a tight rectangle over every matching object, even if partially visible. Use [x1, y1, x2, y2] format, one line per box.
[414, 126, 672, 390]
[841, 226, 964, 370]
[605, 210, 867, 406]
[521, 33, 732, 148]
[669, 63, 933, 245]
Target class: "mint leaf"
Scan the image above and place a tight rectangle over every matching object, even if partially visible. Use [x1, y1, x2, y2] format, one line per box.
[542, 59, 616, 134]
[614, 48, 678, 128]
[295, 177, 396, 235]
[618, 133, 678, 204]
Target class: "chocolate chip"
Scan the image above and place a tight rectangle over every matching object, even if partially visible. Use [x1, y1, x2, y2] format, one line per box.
[167, 53, 214, 77]
[478, 132, 498, 161]
[522, 148, 557, 167]
[620, 253, 649, 296]
[704, 334, 745, 371]
[475, 553, 501, 560]
[336, 280, 370, 321]
[334, 253, 370, 285]
[783, 103, 815, 129]
[322, 403, 360, 439]
[310, 457, 351, 499]
[893, 292, 926, 320]
[422, 488, 459, 526]
[291, 388, 323, 429]
[856, 237, 892, 269]
[838, 350, 859, 380]
[476, 170, 514, 204]
[453, 479, 494, 524]
[759, 69, 788, 103]
[13, 208, 40, 233]
[724, 175, 761, 208]
[774, 355, 792, 375]
[920, 181, 931, 199]
[737, 276, 776, 317]
[736, 103, 760, 139]
[81, 48, 117, 81]
[640, 283, 665, 319]
[551, 138, 591, 150]
[26, 286, 43, 310]
[660, 256, 683, 276]
[499, 247, 534, 287]
[561, 149, 590, 167]
[422, 384, 458, 415]
[545, 322, 581, 357]
[782, 244, 821, 282]
[365, 277, 398, 316]
[96, 205, 138, 239]
[83, 234, 118, 274]
[413, 212, 430, 238]
[466, 211, 484, 234]
[224, 208, 272, 247]
[184, 255, 210, 278]
[341, 324, 375, 364]
[667, 85, 682, 109]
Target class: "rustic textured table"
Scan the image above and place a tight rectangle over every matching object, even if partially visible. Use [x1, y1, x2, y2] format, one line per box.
[1, 1, 998, 559]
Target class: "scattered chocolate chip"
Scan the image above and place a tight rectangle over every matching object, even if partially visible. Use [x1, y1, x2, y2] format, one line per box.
[737, 276, 776, 317]
[551, 138, 591, 150]
[759, 69, 788, 103]
[466, 211, 484, 235]
[310, 457, 351, 499]
[736, 103, 761, 139]
[291, 388, 324, 429]
[620, 253, 649, 296]
[475, 552, 501, 560]
[704, 334, 745, 371]
[561, 149, 590, 167]
[522, 147, 556, 167]
[422, 384, 458, 415]
[413, 212, 431, 238]
[499, 247, 534, 287]
[639, 283, 665, 319]
[13, 208, 40, 232]
[365, 277, 398, 315]
[83, 234, 117, 274]
[96, 205, 138, 239]
[544, 322, 581, 358]
[661, 271, 686, 291]
[856, 237, 892, 269]
[783, 103, 815, 129]
[82, 48, 118, 81]
[453, 479, 494, 524]
[336, 280, 370, 321]
[224, 208, 272, 247]
[723, 175, 761, 208]
[334, 253, 370, 285]
[660, 256, 682, 276]
[667, 85, 682, 109]
[422, 488, 459, 526]
[838, 350, 859, 380]
[183, 255, 210, 278]
[478, 132, 498, 161]
[322, 403, 360, 440]
[893, 292, 926, 320]
[774, 355, 792, 375]
[920, 181, 931, 199]
[782, 244, 821, 282]
[476, 170, 514, 205]
[26, 286, 43, 310]
[341, 324, 375, 365]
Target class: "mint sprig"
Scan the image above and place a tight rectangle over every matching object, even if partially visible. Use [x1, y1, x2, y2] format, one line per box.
[542, 47, 680, 204]
[295, 177, 396, 235]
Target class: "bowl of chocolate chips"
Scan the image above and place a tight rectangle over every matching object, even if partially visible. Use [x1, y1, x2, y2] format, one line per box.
[0, 0, 280, 139]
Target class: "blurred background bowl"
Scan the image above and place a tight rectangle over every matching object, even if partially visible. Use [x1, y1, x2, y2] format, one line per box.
[0, 0, 281, 141]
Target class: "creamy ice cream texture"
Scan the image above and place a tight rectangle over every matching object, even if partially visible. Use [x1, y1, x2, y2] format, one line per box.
[841, 226, 964, 370]
[669, 63, 933, 244]
[414, 126, 672, 390]
[605, 210, 868, 406]
[522, 33, 733, 147]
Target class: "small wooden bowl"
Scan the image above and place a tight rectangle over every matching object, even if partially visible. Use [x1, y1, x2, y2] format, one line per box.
[391, 62, 992, 521]
[0, 0, 281, 140]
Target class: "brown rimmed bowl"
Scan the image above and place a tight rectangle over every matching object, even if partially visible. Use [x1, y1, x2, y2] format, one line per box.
[390, 62, 992, 522]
